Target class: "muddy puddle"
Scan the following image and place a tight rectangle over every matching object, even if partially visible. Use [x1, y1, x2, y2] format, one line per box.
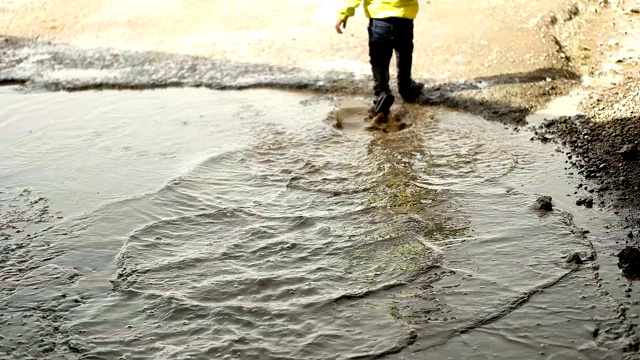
[0, 88, 635, 359]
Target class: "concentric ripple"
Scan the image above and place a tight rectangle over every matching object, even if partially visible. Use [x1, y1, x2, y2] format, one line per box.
[0, 89, 615, 359]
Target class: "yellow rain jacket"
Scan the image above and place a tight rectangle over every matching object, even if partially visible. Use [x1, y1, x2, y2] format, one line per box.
[338, 0, 419, 21]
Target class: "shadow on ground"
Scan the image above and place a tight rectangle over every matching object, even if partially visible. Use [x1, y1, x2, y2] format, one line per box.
[416, 67, 580, 124]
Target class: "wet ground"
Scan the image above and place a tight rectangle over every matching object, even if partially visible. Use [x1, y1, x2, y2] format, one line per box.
[1, 87, 638, 359]
[3, 0, 640, 359]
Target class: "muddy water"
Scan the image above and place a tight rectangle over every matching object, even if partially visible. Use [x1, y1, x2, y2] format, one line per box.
[0, 88, 626, 359]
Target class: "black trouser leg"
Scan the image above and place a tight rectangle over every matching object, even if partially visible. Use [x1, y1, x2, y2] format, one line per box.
[394, 20, 414, 91]
[368, 19, 394, 96]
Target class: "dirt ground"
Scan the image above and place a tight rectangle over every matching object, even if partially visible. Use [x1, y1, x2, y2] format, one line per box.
[0, 0, 603, 80]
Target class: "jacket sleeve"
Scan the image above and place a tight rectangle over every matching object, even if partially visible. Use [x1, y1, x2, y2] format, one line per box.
[338, 0, 361, 20]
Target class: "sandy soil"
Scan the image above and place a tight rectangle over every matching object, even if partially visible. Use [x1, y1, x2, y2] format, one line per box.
[0, 0, 599, 80]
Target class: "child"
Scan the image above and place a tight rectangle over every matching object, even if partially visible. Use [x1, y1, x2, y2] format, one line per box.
[335, 0, 424, 116]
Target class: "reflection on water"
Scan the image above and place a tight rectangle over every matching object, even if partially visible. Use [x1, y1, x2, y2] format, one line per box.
[0, 89, 623, 359]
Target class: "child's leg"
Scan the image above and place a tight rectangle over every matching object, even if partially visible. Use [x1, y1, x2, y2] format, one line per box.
[368, 19, 394, 97]
[394, 19, 423, 102]
[394, 20, 414, 91]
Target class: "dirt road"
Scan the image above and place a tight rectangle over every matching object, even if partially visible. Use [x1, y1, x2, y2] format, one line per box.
[0, 0, 600, 80]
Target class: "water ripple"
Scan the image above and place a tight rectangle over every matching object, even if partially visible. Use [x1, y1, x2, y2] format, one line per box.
[0, 90, 609, 359]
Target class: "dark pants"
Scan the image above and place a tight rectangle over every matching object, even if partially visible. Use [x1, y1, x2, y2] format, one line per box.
[368, 17, 414, 96]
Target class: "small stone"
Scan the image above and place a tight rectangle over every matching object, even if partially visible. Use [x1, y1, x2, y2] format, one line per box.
[563, 4, 580, 20]
[535, 196, 553, 211]
[619, 144, 639, 161]
[544, 13, 558, 25]
[66, 339, 91, 353]
[576, 196, 594, 208]
[618, 247, 640, 275]
[566, 253, 584, 265]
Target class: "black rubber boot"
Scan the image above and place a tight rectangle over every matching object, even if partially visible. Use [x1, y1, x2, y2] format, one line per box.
[398, 80, 424, 103]
[373, 92, 395, 115]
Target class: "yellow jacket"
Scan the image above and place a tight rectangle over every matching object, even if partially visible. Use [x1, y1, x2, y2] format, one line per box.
[338, 0, 419, 20]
